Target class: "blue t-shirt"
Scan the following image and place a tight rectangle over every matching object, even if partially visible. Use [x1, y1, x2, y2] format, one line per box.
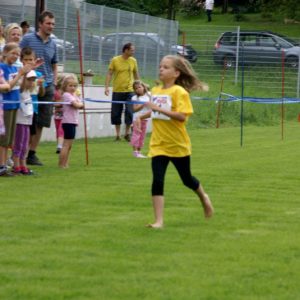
[0, 63, 20, 110]
[20, 32, 58, 85]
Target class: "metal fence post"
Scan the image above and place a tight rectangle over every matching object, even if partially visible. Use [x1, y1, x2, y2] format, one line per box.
[81, 1, 87, 70]
[234, 26, 240, 85]
[98, 5, 104, 66]
[62, 0, 68, 64]
[21, 0, 25, 22]
[297, 55, 300, 98]
[115, 9, 120, 56]
[143, 14, 149, 76]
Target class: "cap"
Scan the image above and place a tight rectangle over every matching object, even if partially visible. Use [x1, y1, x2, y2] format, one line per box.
[26, 70, 37, 78]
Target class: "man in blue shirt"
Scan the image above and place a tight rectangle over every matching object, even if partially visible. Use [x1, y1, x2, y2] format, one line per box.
[20, 10, 58, 166]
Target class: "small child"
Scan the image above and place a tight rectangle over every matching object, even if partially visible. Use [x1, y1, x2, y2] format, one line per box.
[0, 42, 31, 177]
[53, 75, 64, 154]
[130, 80, 151, 158]
[0, 68, 10, 136]
[59, 74, 84, 168]
[12, 70, 38, 175]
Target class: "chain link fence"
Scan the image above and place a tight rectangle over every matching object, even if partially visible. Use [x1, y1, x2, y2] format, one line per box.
[1, 1, 300, 98]
[0, 0, 179, 78]
[180, 25, 300, 98]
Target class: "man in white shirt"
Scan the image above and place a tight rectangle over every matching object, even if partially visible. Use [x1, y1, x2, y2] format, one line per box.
[205, 0, 214, 22]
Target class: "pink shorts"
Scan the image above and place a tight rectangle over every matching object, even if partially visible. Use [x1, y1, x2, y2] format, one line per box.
[55, 118, 64, 138]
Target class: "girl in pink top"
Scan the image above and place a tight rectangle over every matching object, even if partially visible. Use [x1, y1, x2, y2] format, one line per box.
[59, 74, 83, 168]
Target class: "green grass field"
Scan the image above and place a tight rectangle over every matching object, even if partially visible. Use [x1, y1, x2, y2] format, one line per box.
[1, 121, 300, 299]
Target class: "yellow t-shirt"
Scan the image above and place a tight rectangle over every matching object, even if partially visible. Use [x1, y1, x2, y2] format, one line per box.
[108, 55, 138, 92]
[148, 85, 193, 157]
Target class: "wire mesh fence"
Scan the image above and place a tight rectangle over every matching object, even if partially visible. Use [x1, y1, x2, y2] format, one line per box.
[1, 1, 300, 98]
[179, 25, 300, 99]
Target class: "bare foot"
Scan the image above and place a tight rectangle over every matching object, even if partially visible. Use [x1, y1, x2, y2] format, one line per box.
[202, 194, 214, 218]
[145, 223, 163, 229]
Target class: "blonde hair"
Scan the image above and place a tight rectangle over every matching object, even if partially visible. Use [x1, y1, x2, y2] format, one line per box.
[163, 55, 208, 92]
[61, 74, 78, 92]
[132, 80, 149, 94]
[4, 23, 22, 42]
[2, 42, 20, 57]
[56, 74, 65, 90]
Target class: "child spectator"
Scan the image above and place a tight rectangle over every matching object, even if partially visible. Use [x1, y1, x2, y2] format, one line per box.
[130, 80, 151, 158]
[53, 75, 64, 154]
[19, 47, 45, 161]
[0, 67, 10, 135]
[59, 74, 83, 168]
[12, 70, 38, 175]
[0, 42, 31, 176]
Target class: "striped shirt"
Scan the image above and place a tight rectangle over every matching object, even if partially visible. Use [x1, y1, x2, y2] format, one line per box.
[20, 32, 58, 85]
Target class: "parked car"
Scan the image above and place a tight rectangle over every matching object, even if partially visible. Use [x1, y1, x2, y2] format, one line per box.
[50, 34, 74, 59]
[101, 32, 198, 63]
[213, 30, 300, 68]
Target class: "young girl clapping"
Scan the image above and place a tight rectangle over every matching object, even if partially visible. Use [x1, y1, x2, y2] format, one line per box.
[59, 74, 83, 168]
[139, 55, 214, 228]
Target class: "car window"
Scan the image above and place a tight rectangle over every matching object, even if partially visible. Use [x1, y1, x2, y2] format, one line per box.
[240, 34, 257, 46]
[258, 35, 276, 47]
[220, 33, 238, 45]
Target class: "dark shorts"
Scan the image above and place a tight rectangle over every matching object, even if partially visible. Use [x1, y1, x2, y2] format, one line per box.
[62, 123, 76, 139]
[0, 109, 17, 147]
[36, 85, 54, 128]
[30, 113, 37, 136]
[111, 92, 134, 125]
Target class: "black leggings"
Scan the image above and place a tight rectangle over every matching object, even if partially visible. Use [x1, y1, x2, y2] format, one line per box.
[151, 155, 200, 196]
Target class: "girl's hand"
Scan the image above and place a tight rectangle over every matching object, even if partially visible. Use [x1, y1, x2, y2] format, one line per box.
[37, 76, 44, 87]
[19, 64, 32, 76]
[144, 101, 158, 111]
[34, 58, 44, 69]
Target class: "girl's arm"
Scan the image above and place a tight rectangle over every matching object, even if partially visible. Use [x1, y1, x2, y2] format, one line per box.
[133, 103, 144, 112]
[71, 98, 84, 109]
[37, 77, 45, 97]
[145, 101, 186, 122]
[0, 81, 10, 93]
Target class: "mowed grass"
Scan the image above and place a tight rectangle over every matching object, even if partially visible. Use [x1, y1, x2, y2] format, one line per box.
[1, 122, 300, 300]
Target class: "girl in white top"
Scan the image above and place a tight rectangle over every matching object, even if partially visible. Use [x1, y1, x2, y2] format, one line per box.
[12, 70, 37, 175]
[130, 80, 151, 158]
[59, 74, 83, 168]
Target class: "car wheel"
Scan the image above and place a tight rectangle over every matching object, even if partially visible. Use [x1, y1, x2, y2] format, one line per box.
[285, 56, 299, 68]
[223, 55, 235, 68]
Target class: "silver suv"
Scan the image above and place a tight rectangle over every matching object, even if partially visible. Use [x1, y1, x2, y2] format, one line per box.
[213, 31, 300, 68]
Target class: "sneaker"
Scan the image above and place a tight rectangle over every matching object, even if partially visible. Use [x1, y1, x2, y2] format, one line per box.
[136, 153, 147, 158]
[20, 166, 34, 175]
[133, 151, 139, 157]
[12, 166, 22, 175]
[115, 136, 121, 142]
[56, 148, 61, 154]
[27, 155, 43, 166]
[6, 157, 14, 168]
[124, 134, 131, 142]
[0, 169, 15, 177]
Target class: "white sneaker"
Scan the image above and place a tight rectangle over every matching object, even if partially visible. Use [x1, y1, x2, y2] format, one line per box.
[136, 153, 147, 158]
[6, 157, 14, 168]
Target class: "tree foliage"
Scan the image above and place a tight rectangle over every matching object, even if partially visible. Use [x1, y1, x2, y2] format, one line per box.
[85, 0, 300, 21]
